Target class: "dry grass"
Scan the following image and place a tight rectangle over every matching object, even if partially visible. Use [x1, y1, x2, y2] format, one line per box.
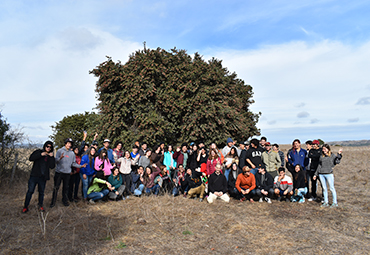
[1, 146, 370, 254]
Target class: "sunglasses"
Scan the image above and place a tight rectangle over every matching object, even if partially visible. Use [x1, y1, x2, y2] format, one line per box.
[243, 171, 250, 174]
[46, 145, 52, 148]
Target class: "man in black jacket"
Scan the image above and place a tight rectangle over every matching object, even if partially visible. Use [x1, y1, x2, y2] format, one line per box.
[252, 166, 274, 203]
[307, 140, 322, 201]
[207, 163, 230, 203]
[187, 168, 206, 202]
[23, 141, 55, 213]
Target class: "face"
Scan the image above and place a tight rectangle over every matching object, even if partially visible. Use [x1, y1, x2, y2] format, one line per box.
[260, 140, 266, 146]
[232, 164, 237, 170]
[230, 148, 236, 154]
[102, 152, 107, 157]
[146, 168, 151, 175]
[322, 146, 328, 154]
[84, 145, 89, 152]
[186, 169, 192, 175]
[211, 150, 216, 157]
[138, 167, 144, 175]
[306, 144, 312, 150]
[168, 145, 172, 152]
[45, 144, 52, 152]
[272, 145, 278, 152]
[135, 141, 140, 147]
[258, 168, 265, 174]
[156, 147, 161, 153]
[116, 143, 122, 150]
[239, 144, 245, 150]
[266, 145, 271, 151]
[201, 148, 206, 155]
[215, 167, 221, 174]
[313, 144, 319, 149]
[113, 168, 119, 176]
[74, 148, 79, 154]
[243, 169, 251, 177]
[295, 165, 301, 172]
[146, 151, 152, 157]
[142, 144, 147, 150]
[104, 142, 110, 148]
[192, 145, 197, 151]
[211, 143, 216, 149]
[132, 148, 138, 153]
[179, 166, 184, 173]
[160, 144, 164, 149]
[293, 141, 301, 150]
[90, 148, 96, 156]
[227, 142, 233, 147]
[65, 142, 72, 150]
[182, 146, 187, 152]
[125, 151, 130, 158]
[246, 145, 250, 150]
[279, 171, 285, 178]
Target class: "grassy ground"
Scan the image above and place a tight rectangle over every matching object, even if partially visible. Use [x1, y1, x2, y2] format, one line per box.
[1, 145, 369, 254]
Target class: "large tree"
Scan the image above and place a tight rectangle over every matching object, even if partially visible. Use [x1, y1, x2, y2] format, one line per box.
[90, 47, 260, 148]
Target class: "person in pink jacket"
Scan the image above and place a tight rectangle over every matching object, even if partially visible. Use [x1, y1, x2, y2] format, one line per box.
[94, 148, 114, 178]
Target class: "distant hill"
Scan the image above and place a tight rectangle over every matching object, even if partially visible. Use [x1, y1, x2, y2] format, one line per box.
[328, 140, 370, 146]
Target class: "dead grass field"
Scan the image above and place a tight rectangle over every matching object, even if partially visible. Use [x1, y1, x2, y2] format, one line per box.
[1, 145, 369, 255]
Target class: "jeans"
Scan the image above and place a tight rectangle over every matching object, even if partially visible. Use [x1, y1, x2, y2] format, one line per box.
[250, 168, 258, 176]
[292, 187, 308, 201]
[24, 176, 46, 208]
[51, 172, 70, 205]
[145, 184, 160, 195]
[319, 174, 337, 204]
[254, 188, 274, 198]
[134, 184, 145, 196]
[224, 169, 231, 182]
[80, 173, 94, 199]
[87, 189, 109, 201]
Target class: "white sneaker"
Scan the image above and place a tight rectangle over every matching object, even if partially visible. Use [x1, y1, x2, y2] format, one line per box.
[265, 197, 272, 204]
[89, 199, 95, 205]
[259, 197, 263, 203]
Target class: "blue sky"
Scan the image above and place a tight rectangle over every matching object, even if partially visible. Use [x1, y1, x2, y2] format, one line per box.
[1, 0, 369, 145]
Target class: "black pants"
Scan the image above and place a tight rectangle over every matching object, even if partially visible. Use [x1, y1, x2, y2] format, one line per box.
[122, 173, 132, 195]
[68, 173, 81, 201]
[51, 172, 70, 205]
[308, 170, 317, 198]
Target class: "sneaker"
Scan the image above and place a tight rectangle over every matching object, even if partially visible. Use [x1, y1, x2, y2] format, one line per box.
[126, 196, 130, 200]
[307, 197, 313, 201]
[285, 198, 290, 202]
[259, 197, 263, 203]
[63, 202, 70, 207]
[320, 202, 329, 207]
[22, 207, 29, 213]
[265, 197, 272, 204]
[291, 198, 297, 202]
[240, 197, 246, 202]
[199, 198, 204, 202]
[39, 206, 45, 212]
[298, 198, 305, 203]
[122, 196, 126, 200]
[89, 199, 95, 205]
[49, 203, 55, 208]
[330, 203, 338, 208]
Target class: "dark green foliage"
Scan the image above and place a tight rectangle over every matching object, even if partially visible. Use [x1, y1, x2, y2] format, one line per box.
[90, 47, 260, 148]
[50, 112, 99, 149]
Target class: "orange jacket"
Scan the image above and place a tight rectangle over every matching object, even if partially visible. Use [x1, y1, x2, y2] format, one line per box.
[235, 173, 256, 192]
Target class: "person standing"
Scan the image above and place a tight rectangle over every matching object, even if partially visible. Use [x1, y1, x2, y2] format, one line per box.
[261, 142, 281, 179]
[307, 140, 321, 201]
[23, 141, 55, 213]
[50, 138, 86, 207]
[246, 138, 265, 176]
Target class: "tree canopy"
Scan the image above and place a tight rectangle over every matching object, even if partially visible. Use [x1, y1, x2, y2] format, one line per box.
[90, 47, 260, 148]
[50, 111, 99, 149]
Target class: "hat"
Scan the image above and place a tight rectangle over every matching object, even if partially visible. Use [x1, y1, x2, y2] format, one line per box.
[244, 141, 250, 145]
[189, 142, 195, 146]
[265, 142, 271, 146]
[239, 140, 244, 145]
[312, 140, 320, 145]
[92, 141, 98, 146]
[64, 138, 73, 144]
[226, 138, 233, 144]
[103, 139, 111, 143]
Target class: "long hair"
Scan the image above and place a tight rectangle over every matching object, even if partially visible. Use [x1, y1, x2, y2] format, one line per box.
[294, 164, 305, 182]
[88, 147, 96, 169]
[88, 171, 106, 189]
[98, 148, 108, 161]
[227, 147, 238, 159]
[208, 148, 219, 160]
[322, 144, 332, 157]
[143, 166, 152, 183]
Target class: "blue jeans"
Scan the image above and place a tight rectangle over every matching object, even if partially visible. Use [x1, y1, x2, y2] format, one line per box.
[224, 169, 231, 182]
[24, 176, 46, 208]
[172, 186, 179, 196]
[80, 173, 94, 199]
[319, 174, 337, 204]
[292, 187, 307, 201]
[134, 184, 145, 196]
[250, 168, 258, 176]
[145, 184, 160, 195]
[87, 189, 109, 201]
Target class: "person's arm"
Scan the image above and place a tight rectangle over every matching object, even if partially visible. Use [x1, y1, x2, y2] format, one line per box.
[29, 149, 43, 162]
[71, 153, 86, 168]
[249, 174, 256, 191]
[275, 153, 281, 168]
[334, 150, 343, 165]
[235, 175, 242, 192]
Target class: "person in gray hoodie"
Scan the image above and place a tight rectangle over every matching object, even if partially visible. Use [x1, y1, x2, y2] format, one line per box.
[313, 144, 342, 208]
[50, 138, 87, 207]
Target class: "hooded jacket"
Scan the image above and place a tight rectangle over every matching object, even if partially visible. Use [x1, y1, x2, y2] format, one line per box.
[29, 141, 55, 180]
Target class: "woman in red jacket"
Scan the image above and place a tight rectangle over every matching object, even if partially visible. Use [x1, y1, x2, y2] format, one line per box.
[206, 148, 222, 176]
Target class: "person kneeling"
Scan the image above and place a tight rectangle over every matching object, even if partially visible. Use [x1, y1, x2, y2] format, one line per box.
[207, 163, 230, 203]
[187, 168, 206, 202]
[235, 166, 256, 202]
[274, 167, 293, 202]
[87, 171, 112, 204]
[253, 166, 274, 203]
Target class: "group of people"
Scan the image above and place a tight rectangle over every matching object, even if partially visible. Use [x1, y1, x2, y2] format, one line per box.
[22, 133, 343, 213]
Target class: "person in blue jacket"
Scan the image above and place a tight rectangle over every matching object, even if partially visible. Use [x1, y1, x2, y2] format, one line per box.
[80, 147, 97, 200]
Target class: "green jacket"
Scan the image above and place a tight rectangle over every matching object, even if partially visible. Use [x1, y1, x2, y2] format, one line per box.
[87, 178, 107, 194]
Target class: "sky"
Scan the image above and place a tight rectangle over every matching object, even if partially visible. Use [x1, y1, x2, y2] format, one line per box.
[1, 0, 369, 145]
